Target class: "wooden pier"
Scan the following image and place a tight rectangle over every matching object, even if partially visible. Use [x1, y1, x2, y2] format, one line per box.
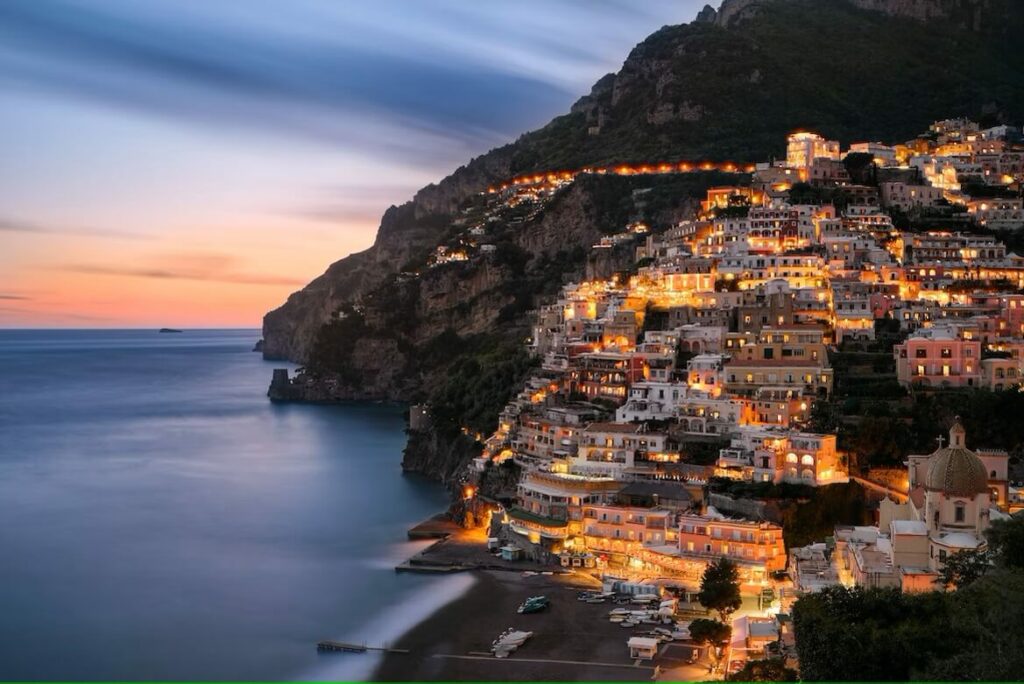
[316, 640, 410, 654]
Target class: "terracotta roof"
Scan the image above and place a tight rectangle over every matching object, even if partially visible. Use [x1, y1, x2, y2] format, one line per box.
[925, 446, 989, 497]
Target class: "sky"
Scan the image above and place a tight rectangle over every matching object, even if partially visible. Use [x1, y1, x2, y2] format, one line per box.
[0, 0, 705, 328]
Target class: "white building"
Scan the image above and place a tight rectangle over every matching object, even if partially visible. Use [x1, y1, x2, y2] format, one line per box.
[787, 132, 841, 169]
[615, 382, 687, 423]
[572, 423, 669, 476]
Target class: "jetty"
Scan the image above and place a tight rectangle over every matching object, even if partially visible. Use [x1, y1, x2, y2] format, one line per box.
[316, 640, 409, 654]
[406, 514, 460, 540]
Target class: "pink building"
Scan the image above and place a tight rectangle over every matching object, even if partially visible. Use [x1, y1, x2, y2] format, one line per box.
[894, 324, 981, 388]
[676, 512, 786, 587]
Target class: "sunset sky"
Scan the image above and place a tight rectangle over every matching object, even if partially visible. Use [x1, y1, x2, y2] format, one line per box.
[0, 0, 703, 328]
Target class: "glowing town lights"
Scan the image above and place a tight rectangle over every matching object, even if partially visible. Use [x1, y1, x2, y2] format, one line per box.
[482, 158, 759, 195]
[463, 485, 477, 500]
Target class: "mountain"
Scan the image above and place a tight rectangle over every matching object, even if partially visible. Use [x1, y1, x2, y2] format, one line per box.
[262, 0, 1024, 481]
[264, 0, 1023, 364]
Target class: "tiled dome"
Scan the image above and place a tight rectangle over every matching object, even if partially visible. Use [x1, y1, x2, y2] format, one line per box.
[924, 418, 989, 497]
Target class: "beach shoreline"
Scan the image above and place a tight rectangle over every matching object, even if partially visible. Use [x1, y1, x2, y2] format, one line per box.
[373, 568, 652, 681]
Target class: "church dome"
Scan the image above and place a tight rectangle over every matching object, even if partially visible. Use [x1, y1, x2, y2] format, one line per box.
[924, 418, 989, 497]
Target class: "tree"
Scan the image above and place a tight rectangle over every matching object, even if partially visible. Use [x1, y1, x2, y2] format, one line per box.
[937, 549, 990, 589]
[698, 556, 743, 622]
[986, 514, 1024, 570]
[726, 658, 798, 682]
[842, 152, 877, 186]
[920, 571, 1024, 680]
[689, 618, 732, 673]
[791, 581, 1024, 681]
[792, 585, 939, 681]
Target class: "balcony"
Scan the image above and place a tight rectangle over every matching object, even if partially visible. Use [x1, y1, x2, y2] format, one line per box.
[508, 506, 568, 530]
[672, 545, 773, 566]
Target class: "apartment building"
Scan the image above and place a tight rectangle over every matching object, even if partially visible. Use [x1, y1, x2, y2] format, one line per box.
[572, 423, 670, 475]
[893, 324, 982, 388]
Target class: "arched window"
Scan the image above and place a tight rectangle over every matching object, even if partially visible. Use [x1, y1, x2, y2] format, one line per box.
[955, 503, 965, 523]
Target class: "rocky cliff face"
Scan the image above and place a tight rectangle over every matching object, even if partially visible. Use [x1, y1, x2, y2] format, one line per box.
[402, 426, 480, 485]
[702, 0, 1004, 30]
[274, 170, 714, 405]
[262, 149, 516, 362]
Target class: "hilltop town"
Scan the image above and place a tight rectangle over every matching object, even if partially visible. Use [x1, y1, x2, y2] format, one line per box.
[399, 116, 1024, 677]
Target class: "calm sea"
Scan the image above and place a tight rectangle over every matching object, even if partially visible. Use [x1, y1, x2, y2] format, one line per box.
[0, 329, 469, 681]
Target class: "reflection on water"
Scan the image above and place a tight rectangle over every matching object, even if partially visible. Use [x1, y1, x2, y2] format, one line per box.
[0, 329, 454, 680]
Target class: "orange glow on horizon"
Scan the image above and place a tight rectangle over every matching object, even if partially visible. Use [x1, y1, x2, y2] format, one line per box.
[1, 214, 378, 329]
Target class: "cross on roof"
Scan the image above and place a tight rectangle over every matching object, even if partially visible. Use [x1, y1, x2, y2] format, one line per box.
[936, 435, 946, 449]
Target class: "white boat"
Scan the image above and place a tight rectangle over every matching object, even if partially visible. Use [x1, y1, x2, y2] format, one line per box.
[498, 630, 533, 646]
[609, 608, 630, 616]
[609, 615, 625, 623]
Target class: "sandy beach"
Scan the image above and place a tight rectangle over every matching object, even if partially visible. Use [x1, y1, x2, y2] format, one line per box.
[372, 569, 706, 681]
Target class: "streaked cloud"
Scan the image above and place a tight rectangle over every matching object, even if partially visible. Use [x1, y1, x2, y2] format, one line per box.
[280, 183, 422, 225]
[59, 251, 306, 287]
[0, 1, 693, 161]
[0, 217, 152, 241]
[0, 305, 118, 323]
[0, 0, 592, 162]
[0, 294, 32, 300]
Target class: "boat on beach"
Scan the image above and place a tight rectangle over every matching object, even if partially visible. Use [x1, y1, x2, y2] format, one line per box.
[491, 629, 533, 658]
[517, 595, 549, 613]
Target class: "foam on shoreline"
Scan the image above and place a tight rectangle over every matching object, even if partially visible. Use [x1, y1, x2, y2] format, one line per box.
[296, 570, 477, 681]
